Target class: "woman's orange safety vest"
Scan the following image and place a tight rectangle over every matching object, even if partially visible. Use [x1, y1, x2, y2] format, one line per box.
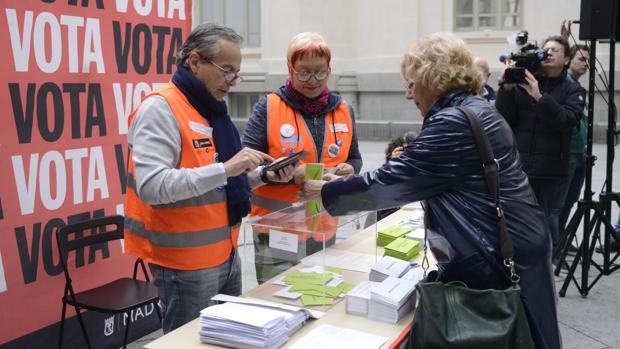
[251, 93, 353, 224]
[124, 83, 238, 270]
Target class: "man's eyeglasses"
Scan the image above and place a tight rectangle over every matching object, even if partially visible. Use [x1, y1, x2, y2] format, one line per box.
[292, 67, 329, 82]
[209, 61, 243, 85]
[195, 53, 243, 85]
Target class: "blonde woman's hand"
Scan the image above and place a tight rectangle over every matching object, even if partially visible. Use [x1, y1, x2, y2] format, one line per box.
[322, 172, 341, 182]
[334, 162, 354, 176]
[300, 179, 326, 201]
[390, 146, 405, 159]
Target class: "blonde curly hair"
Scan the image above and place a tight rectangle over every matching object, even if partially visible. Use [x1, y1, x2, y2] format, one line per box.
[401, 32, 483, 99]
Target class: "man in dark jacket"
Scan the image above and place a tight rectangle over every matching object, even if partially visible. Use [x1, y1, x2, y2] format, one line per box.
[496, 35, 586, 247]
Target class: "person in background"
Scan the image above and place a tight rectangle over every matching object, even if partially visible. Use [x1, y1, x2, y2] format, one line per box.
[555, 42, 590, 251]
[474, 56, 496, 103]
[384, 131, 418, 163]
[123, 23, 294, 332]
[242, 32, 362, 283]
[303, 32, 561, 349]
[376, 131, 418, 220]
[495, 35, 585, 248]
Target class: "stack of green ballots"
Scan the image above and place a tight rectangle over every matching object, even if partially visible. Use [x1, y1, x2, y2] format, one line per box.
[281, 269, 356, 307]
[377, 226, 411, 246]
[384, 237, 421, 261]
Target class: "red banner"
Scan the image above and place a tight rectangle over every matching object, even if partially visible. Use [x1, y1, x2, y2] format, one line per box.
[0, 0, 192, 344]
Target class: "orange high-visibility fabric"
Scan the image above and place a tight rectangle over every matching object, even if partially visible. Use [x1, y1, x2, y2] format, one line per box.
[124, 83, 237, 270]
[251, 93, 352, 239]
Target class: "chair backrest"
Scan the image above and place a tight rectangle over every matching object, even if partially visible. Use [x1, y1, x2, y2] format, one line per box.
[56, 215, 125, 283]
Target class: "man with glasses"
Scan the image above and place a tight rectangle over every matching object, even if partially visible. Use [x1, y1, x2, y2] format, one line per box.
[496, 35, 586, 249]
[123, 23, 294, 332]
[242, 32, 362, 283]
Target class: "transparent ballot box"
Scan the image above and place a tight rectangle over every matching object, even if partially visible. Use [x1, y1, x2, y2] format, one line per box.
[239, 201, 377, 311]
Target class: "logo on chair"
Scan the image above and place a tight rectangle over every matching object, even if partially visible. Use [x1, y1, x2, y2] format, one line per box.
[104, 316, 114, 336]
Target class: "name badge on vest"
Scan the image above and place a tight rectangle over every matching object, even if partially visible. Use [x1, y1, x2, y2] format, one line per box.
[331, 123, 349, 133]
[192, 138, 212, 149]
[328, 143, 340, 158]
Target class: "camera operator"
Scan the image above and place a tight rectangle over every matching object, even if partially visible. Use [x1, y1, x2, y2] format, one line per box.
[496, 35, 586, 248]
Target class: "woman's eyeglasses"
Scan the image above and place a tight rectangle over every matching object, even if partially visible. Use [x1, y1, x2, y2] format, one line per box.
[292, 67, 329, 82]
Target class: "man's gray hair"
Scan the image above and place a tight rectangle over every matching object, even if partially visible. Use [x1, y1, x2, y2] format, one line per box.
[176, 23, 243, 67]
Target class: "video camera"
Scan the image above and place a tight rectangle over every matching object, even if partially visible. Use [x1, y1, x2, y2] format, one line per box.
[499, 31, 547, 84]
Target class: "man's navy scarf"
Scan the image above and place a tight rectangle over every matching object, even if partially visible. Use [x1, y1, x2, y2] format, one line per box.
[172, 66, 250, 226]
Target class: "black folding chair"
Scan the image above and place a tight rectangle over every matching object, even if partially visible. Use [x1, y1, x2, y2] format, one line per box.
[56, 215, 162, 349]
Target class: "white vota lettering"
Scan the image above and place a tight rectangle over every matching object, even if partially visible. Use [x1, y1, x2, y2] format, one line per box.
[12, 153, 39, 215]
[133, 0, 153, 16]
[167, 0, 186, 20]
[6, 9, 33, 72]
[39, 151, 67, 210]
[33, 12, 62, 73]
[86, 146, 109, 202]
[65, 148, 89, 204]
[59, 15, 105, 73]
[82, 18, 105, 73]
[115, 0, 130, 13]
[114, 0, 185, 19]
[6, 10, 104, 74]
[113, 82, 167, 135]
[59, 15, 84, 73]
[12, 147, 110, 215]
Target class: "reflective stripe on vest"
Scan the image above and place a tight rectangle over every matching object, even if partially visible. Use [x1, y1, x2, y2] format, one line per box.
[125, 217, 232, 248]
[124, 82, 236, 270]
[250, 93, 353, 217]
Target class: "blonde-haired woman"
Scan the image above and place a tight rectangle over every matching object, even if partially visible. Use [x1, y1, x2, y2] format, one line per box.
[242, 32, 361, 283]
[303, 32, 561, 349]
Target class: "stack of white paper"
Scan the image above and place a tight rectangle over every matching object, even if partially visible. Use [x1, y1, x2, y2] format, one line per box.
[199, 302, 307, 349]
[368, 277, 416, 324]
[345, 281, 381, 316]
[405, 228, 425, 242]
[369, 256, 411, 282]
[400, 267, 425, 284]
[290, 324, 389, 349]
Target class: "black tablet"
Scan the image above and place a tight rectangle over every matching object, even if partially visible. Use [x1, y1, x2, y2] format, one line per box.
[263, 150, 309, 172]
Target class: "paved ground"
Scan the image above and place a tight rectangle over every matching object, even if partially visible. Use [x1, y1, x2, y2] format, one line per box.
[129, 141, 620, 349]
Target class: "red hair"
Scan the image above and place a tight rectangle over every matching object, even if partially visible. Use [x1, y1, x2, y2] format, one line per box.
[287, 32, 331, 67]
[289, 46, 331, 67]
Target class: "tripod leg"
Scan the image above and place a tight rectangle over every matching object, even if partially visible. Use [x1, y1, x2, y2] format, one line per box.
[559, 201, 597, 297]
[554, 204, 584, 276]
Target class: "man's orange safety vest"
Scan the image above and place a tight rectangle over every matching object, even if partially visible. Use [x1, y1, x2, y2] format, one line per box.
[124, 83, 238, 270]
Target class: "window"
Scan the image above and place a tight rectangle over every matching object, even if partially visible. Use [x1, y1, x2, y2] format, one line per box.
[454, 0, 521, 31]
[201, 0, 261, 47]
[229, 93, 261, 118]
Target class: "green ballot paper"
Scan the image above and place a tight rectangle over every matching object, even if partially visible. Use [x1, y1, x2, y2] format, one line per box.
[305, 163, 324, 216]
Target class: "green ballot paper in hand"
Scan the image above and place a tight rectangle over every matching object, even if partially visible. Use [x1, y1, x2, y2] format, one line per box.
[305, 163, 323, 216]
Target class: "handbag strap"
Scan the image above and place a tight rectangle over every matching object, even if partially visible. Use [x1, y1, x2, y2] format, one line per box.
[420, 106, 520, 285]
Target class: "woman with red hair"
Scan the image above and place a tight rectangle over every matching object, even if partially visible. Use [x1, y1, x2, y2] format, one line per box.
[242, 32, 361, 283]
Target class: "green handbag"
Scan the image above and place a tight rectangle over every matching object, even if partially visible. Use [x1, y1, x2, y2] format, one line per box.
[410, 279, 534, 349]
[408, 107, 535, 349]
